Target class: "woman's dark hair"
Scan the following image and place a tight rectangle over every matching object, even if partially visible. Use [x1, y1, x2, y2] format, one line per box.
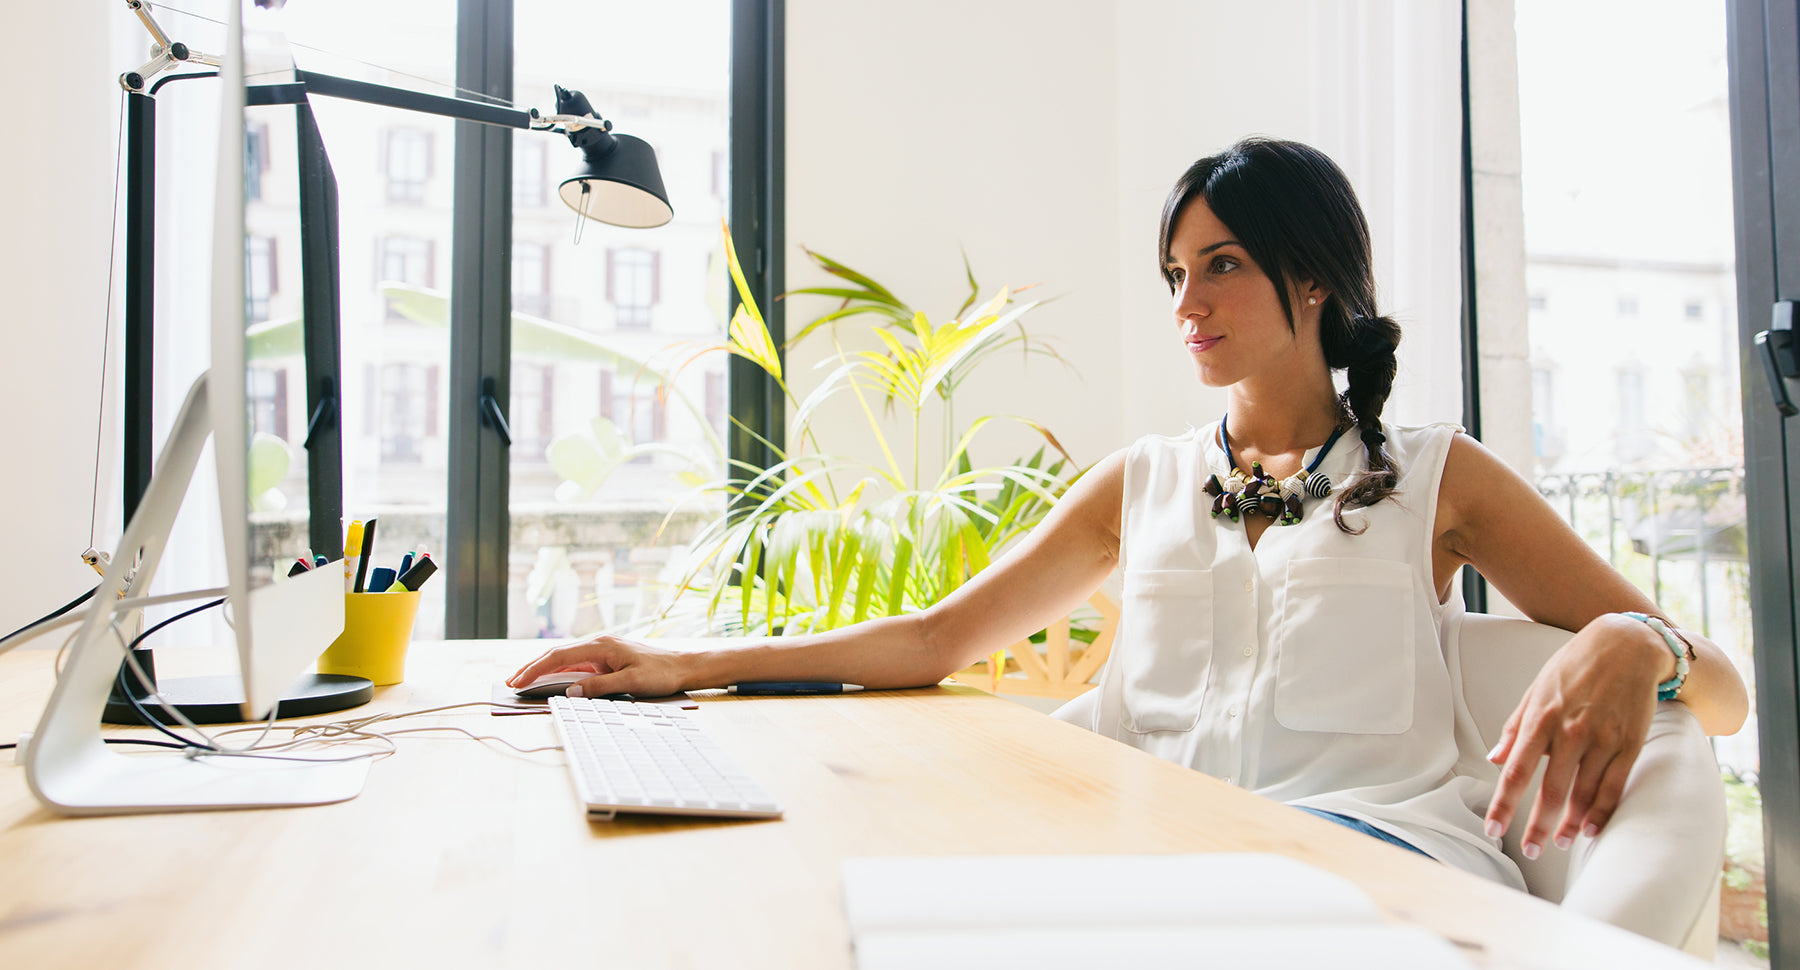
[1157, 136, 1400, 533]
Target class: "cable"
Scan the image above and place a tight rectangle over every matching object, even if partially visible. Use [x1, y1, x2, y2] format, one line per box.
[113, 597, 228, 749]
[2, 585, 98, 647]
[91, 88, 126, 552]
[2, 586, 230, 661]
[0, 739, 188, 752]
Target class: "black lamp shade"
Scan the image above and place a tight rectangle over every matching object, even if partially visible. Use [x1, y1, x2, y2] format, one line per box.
[557, 133, 673, 229]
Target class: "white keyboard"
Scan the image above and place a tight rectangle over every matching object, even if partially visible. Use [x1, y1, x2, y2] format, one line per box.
[548, 695, 783, 821]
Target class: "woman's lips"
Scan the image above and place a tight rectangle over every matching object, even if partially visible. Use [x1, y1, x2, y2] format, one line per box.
[1187, 335, 1223, 353]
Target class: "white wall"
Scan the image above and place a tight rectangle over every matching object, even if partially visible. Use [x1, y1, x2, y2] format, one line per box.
[787, 0, 1465, 491]
[0, 1, 129, 638]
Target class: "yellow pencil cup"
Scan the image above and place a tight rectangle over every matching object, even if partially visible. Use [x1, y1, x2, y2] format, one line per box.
[317, 590, 422, 686]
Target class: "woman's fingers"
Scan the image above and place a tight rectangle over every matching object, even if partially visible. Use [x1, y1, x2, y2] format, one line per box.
[1579, 739, 1642, 837]
[1484, 715, 1549, 841]
[1518, 743, 1580, 860]
[507, 639, 619, 686]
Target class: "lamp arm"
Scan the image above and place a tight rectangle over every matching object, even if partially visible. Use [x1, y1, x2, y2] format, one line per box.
[120, 1, 223, 92]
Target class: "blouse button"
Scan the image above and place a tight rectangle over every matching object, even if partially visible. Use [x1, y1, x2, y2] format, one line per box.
[1242, 646, 1254, 658]
[1243, 579, 1255, 592]
[1227, 706, 1240, 718]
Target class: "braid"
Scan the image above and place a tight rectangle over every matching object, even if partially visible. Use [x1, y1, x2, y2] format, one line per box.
[1330, 315, 1402, 534]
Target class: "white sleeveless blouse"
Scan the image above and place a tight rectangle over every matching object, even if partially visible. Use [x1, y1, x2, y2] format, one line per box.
[1084, 421, 1525, 890]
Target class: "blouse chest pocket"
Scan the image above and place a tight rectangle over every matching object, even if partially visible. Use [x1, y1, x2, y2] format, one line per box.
[1118, 569, 1214, 735]
[1273, 558, 1415, 735]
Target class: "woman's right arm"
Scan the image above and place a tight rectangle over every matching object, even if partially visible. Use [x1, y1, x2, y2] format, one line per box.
[507, 448, 1128, 697]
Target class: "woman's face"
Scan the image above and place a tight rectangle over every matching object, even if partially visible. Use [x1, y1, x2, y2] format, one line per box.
[1164, 198, 1319, 388]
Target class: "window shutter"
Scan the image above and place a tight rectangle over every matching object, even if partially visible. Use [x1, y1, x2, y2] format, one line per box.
[365, 363, 379, 435]
[540, 365, 555, 448]
[599, 369, 614, 421]
[425, 365, 440, 438]
[273, 368, 289, 440]
[605, 249, 617, 304]
[651, 250, 661, 305]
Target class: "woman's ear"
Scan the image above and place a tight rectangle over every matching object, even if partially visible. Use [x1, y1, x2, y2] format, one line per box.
[1300, 281, 1330, 308]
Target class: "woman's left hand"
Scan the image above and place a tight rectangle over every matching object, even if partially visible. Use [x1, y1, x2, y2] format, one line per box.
[1482, 613, 1670, 859]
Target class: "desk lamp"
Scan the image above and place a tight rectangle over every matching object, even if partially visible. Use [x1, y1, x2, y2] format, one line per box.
[104, 0, 674, 726]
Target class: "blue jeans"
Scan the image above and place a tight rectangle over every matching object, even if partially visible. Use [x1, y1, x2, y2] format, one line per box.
[1296, 807, 1435, 859]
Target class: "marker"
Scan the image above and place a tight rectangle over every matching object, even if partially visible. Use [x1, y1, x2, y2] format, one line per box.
[389, 555, 436, 592]
[315, 555, 328, 568]
[368, 567, 396, 594]
[287, 559, 310, 577]
[728, 682, 865, 695]
[343, 520, 363, 593]
[353, 517, 378, 593]
[397, 552, 414, 579]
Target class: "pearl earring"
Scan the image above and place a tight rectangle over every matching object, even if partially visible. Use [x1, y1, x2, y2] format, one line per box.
[1307, 297, 1318, 306]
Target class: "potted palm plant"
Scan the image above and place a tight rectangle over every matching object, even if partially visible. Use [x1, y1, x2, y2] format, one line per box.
[657, 224, 1085, 641]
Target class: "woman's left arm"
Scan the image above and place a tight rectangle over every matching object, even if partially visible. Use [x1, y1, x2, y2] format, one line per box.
[1435, 433, 1749, 859]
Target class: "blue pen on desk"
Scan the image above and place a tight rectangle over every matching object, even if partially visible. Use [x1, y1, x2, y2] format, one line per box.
[728, 682, 865, 695]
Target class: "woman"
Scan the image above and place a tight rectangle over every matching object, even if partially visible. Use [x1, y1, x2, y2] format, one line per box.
[510, 137, 1748, 888]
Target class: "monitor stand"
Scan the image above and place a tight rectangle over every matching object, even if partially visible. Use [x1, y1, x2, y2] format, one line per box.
[25, 374, 369, 815]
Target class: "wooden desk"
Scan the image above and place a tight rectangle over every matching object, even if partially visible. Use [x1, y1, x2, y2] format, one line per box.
[0, 640, 1702, 969]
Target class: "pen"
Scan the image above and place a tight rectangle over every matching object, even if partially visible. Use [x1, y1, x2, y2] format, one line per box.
[728, 682, 865, 695]
[287, 559, 310, 577]
[354, 517, 378, 594]
[397, 552, 414, 578]
[343, 521, 364, 594]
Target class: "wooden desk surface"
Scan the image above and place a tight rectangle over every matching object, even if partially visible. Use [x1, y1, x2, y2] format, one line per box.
[0, 640, 1701, 970]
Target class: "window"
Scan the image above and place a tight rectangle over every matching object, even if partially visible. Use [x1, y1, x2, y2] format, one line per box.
[1616, 294, 1639, 317]
[245, 121, 269, 202]
[514, 136, 548, 208]
[1615, 365, 1649, 461]
[384, 128, 432, 204]
[1528, 293, 1548, 312]
[511, 362, 555, 461]
[1530, 364, 1560, 465]
[249, 366, 288, 440]
[599, 368, 667, 453]
[378, 236, 434, 287]
[246, 235, 276, 324]
[607, 248, 660, 329]
[513, 241, 551, 319]
[1681, 366, 1714, 440]
[705, 371, 725, 429]
[1684, 299, 1705, 321]
[712, 149, 726, 199]
[378, 236, 434, 321]
[374, 362, 438, 463]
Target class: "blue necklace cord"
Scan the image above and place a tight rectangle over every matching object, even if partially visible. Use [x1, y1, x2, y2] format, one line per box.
[1207, 415, 1351, 525]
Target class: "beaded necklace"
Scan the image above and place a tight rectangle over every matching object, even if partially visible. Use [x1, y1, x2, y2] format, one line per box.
[1204, 415, 1348, 525]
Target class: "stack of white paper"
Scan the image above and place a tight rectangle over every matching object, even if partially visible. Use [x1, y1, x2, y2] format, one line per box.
[841, 854, 1475, 970]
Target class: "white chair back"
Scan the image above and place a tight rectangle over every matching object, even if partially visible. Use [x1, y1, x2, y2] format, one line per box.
[1452, 612, 1724, 955]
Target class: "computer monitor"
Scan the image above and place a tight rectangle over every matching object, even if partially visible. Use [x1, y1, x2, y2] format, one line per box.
[23, 0, 368, 814]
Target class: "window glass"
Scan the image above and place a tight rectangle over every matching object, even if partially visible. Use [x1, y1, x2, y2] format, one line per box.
[278, 0, 458, 638]
[1515, 2, 1760, 957]
[509, 0, 730, 639]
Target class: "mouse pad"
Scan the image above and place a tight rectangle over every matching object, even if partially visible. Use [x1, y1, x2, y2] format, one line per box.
[489, 683, 698, 714]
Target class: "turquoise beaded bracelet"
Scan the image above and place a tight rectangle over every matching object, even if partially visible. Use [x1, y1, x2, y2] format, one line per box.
[1620, 611, 1691, 701]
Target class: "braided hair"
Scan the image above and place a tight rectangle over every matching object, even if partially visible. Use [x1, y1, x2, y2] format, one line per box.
[1157, 137, 1401, 534]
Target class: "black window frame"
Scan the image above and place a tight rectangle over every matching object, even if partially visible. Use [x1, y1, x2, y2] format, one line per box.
[442, 0, 783, 637]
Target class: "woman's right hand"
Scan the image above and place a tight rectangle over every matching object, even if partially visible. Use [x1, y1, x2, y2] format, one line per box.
[506, 634, 694, 698]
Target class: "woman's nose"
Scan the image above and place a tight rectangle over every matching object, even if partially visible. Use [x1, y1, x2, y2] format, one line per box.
[1175, 286, 1209, 323]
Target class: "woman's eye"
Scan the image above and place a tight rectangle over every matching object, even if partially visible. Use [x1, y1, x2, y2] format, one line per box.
[1211, 257, 1238, 274]
[1167, 266, 1186, 284]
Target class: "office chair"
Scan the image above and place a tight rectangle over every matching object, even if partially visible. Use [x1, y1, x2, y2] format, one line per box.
[1451, 611, 1725, 958]
[1049, 611, 1727, 957]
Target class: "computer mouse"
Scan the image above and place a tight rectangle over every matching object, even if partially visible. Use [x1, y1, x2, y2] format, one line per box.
[514, 671, 590, 699]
